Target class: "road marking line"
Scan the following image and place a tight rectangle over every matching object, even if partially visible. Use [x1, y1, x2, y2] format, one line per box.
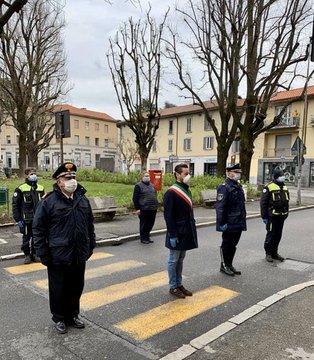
[80, 271, 168, 311]
[0, 238, 7, 244]
[3, 252, 114, 275]
[115, 286, 239, 340]
[32, 260, 147, 290]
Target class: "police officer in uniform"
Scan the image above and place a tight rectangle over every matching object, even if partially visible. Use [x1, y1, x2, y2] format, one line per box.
[260, 167, 289, 263]
[33, 162, 95, 334]
[12, 168, 45, 264]
[216, 163, 247, 276]
[133, 170, 158, 244]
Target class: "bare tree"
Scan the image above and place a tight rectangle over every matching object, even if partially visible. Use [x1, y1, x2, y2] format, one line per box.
[166, 0, 312, 180]
[0, 0, 68, 175]
[107, 7, 169, 171]
[118, 137, 138, 173]
[0, 0, 28, 34]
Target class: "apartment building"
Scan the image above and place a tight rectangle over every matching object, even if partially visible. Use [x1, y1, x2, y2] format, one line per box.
[118, 86, 314, 187]
[0, 104, 118, 171]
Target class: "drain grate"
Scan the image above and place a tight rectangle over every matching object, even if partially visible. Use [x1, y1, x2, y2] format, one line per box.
[277, 258, 313, 271]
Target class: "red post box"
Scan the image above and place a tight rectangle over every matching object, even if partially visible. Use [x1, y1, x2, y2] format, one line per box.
[149, 169, 162, 191]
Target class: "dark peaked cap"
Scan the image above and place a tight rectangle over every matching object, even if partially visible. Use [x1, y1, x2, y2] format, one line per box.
[52, 162, 77, 179]
[226, 163, 241, 172]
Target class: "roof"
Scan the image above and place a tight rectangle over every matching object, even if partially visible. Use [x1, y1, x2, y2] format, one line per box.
[270, 85, 314, 103]
[158, 100, 218, 118]
[53, 104, 116, 122]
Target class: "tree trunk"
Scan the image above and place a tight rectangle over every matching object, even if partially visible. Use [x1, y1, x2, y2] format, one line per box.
[18, 134, 27, 177]
[239, 136, 254, 182]
[27, 150, 38, 169]
[216, 144, 229, 177]
[138, 145, 148, 172]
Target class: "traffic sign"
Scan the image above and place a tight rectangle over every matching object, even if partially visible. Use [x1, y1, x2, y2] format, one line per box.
[291, 136, 306, 155]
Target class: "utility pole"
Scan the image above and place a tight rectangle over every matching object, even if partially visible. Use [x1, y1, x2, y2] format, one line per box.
[296, 23, 313, 206]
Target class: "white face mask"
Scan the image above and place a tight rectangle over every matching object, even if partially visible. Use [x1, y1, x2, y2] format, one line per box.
[143, 176, 150, 183]
[63, 179, 77, 193]
[233, 173, 241, 181]
[277, 176, 285, 183]
[183, 174, 191, 184]
[29, 174, 37, 182]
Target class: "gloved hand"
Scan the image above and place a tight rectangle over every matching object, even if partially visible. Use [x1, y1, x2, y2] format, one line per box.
[262, 218, 269, 225]
[17, 220, 25, 233]
[40, 255, 51, 266]
[219, 224, 228, 232]
[169, 237, 178, 248]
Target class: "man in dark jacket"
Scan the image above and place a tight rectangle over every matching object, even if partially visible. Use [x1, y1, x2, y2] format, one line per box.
[133, 170, 158, 244]
[216, 163, 247, 276]
[33, 162, 95, 334]
[164, 163, 198, 299]
[12, 168, 45, 264]
[260, 166, 289, 263]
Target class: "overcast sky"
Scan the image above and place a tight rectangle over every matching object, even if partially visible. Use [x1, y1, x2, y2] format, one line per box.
[63, 0, 183, 119]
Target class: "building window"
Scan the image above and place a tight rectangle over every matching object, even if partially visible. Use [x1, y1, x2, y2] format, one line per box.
[186, 118, 192, 132]
[168, 139, 173, 152]
[232, 139, 240, 153]
[203, 136, 214, 150]
[85, 153, 91, 166]
[85, 136, 90, 145]
[152, 140, 157, 152]
[204, 118, 212, 131]
[6, 135, 11, 144]
[74, 135, 79, 145]
[85, 121, 89, 130]
[74, 120, 79, 129]
[104, 138, 109, 148]
[95, 123, 99, 131]
[95, 138, 99, 146]
[183, 138, 191, 151]
[275, 105, 292, 126]
[104, 124, 109, 133]
[169, 120, 173, 134]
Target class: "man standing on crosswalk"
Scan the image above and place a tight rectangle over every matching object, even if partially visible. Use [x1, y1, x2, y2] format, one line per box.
[33, 162, 96, 334]
[163, 163, 198, 299]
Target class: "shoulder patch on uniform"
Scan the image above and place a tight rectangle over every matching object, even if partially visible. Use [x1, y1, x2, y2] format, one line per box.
[217, 193, 224, 201]
[263, 189, 267, 193]
[13, 192, 18, 197]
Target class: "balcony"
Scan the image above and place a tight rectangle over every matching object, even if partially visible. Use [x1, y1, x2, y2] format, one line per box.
[272, 117, 300, 129]
[263, 147, 293, 158]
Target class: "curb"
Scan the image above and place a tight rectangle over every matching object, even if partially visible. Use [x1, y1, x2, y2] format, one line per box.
[159, 280, 314, 360]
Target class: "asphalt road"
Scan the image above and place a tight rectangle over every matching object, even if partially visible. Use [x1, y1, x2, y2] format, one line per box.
[1, 208, 314, 359]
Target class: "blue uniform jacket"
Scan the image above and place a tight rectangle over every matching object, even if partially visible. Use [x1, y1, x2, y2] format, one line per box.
[216, 177, 247, 232]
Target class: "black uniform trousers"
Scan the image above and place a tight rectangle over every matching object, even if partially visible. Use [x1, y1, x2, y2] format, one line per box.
[21, 223, 35, 256]
[264, 216, 285, 256]
[139, 210, 157, 241]
[47, 262, 86, 323]
[220, 231, 242, 267]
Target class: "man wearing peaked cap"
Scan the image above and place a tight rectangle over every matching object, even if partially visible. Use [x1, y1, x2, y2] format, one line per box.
[52, 162, 77, 179]
[225, 163, 241, 172]
[216, 163, 247, 276]
[33, 161, 95, 334]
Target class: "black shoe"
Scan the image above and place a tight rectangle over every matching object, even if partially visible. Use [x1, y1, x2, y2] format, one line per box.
[55, 321, 67, 334]
[220, 265, 235, 276]
[148, 238, 154, 243]
[140, 240, 150, 244]
[24, 255, 31, 264]
[272, 254, 285, 262]
[68, 317, 85, 329]
[229, 266, 241, 275]
[266, 254, 274, 263]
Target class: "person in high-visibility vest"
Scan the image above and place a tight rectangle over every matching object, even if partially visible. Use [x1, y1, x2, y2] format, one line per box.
[12, 168, 45, 264]
[260, 167, 290, 263]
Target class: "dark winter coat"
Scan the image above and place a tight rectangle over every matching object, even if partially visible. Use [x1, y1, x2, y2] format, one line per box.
[216, 177, 247, 232]
[260, 180, 289, 219]
[32, 183, 96, 265]
[12, 179, 45, 223]
[163, 182, 198, 251]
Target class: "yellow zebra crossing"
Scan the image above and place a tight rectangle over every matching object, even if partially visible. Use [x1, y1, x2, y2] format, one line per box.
[3, 251, 240, 341]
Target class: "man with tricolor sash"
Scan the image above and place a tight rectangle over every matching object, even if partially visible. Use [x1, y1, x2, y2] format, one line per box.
[163, 163, 198, 299]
